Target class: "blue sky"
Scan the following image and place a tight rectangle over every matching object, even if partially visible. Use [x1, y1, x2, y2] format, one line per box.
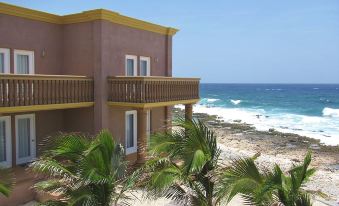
[3, 0, 339, 83]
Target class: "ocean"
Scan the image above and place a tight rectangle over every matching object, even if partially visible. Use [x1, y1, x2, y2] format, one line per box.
[192, 84, 339, 146]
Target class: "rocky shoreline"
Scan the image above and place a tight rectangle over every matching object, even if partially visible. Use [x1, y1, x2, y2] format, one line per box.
[173, 108, 339, 203]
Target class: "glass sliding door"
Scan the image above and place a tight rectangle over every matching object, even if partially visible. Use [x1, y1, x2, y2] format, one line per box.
[140, 56, 150, 76]
[16, 55, 29, 74]
[0, 53, 4, 73]
[125, 55, 137, 76]
[14, 50, 34, 74]
[125, 111, 137, 154]
[0, 116, 11, 168]
[16, 114, 36, 165]
[0, 48, 10, 74]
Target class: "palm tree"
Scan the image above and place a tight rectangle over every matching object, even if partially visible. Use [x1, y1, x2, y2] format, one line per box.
[141, 119, 227, 206]
[30, 130, 138, 206]
[222, 151, 315, 206]
[0, 168, 12, 197]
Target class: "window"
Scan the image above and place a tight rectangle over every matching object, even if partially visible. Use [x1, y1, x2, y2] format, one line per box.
[14, 50, 34, 74]
[125, 55, 137, 76]
[15, 114, 36, 165]
[140, 56, 150, 76]
[0, 48, 10, 73]
[125, 110, 137, 154]
[0, 116, 11, 168]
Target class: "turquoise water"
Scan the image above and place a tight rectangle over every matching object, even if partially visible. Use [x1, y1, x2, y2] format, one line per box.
[195, 84, 339, 145]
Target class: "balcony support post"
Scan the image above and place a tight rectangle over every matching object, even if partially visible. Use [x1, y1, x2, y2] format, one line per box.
[165, 106, 172, 131]
[185, 104, 193, 122]
[137, 108, 148, 164]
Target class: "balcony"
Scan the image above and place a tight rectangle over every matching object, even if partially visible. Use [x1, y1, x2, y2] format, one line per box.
[0, 75, 199, 112]
[0, 74, 94, 113]
[107, 76, 200, 108]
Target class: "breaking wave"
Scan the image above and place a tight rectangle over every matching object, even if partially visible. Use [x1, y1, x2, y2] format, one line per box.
[230, 99, 242, 105]
[176, 104, 339, 146]
[323, 107, 339, 118]
[206, 98, 219, 103]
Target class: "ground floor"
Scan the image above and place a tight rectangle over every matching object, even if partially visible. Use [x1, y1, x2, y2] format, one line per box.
[0, 104, 193, 205]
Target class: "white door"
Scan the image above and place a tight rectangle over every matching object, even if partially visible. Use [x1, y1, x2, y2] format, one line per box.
[125, 111, 137, 155]
[0, 116, 12, 168]
[16, 114, 36, 165]
[125, 55, 137, 76]
[14, 50, 35, 74]
[0, 48, 10, 74]
[140, 56, 150, 76]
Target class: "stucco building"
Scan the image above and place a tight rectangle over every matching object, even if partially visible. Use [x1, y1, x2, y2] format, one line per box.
[0, 2, 199, 205]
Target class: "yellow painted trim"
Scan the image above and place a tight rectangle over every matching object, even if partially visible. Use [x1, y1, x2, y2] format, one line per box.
[107, 99, 200, 109]
[108, 76, 200, 81]
[0, 102, 94, 114]
[0, 74, 93, 81]
[0, 2, 61, 24]
[0, 2, 178, 36]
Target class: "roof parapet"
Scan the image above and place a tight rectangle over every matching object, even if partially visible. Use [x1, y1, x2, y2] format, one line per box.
[0, 2, 178, 36]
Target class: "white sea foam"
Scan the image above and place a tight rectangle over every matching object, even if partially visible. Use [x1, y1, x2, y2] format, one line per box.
[176, 104, 339, 146]
[265, 88, 283, 91]
[230, 99, 242, 105]
[206, 98, 219, 103]
[323, 107, 339, 118]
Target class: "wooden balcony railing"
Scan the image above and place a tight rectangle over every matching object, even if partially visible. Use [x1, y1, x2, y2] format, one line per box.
[0, 74, 94, 108]
[107, 76, 200, 104]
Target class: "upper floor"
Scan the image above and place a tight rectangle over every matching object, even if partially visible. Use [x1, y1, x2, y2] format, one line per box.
[0, 3, 200, 114]
[0, 2, 176, 77]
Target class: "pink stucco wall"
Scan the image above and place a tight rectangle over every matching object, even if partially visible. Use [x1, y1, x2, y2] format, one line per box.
[0, 14, 63, 74]
[0, 11, 174, 205]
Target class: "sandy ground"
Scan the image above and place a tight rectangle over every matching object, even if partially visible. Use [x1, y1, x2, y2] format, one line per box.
[215, 128, 339, 203]
[21, 195, 332, 206]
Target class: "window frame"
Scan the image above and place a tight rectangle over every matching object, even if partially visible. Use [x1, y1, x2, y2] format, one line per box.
[139, 56, 151, 76]
[0, 48, 10, 74]
[125, 110, 137, 155]
[125, 55, 137, 76]
[15, 113, 36, 165]
[0, 116, 12, 168]
[14, 50, 35, 74]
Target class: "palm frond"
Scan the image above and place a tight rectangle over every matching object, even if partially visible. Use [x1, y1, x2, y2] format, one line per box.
[144, 119, 224, 205]
[0, 168, 14, 197]
[48, 134, 89, 160]
[0, 183, 10, 197]
[33, 179, 66, 195]
[31, 130, 135, 206]
[295, 193, 313, 206]
[30, 158, 76, 181]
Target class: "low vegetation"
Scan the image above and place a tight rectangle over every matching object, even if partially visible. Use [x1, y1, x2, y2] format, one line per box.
[30, 130, 138, 206]
[0, 168, 12, 197]
[141, 119, 316, 206]
[140, 119, 225, 205]
[1, 119, 316, 206]
[222, 152, 315, 206]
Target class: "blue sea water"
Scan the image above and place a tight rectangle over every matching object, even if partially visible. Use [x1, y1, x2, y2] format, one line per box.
[194, 84, 339, 145]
